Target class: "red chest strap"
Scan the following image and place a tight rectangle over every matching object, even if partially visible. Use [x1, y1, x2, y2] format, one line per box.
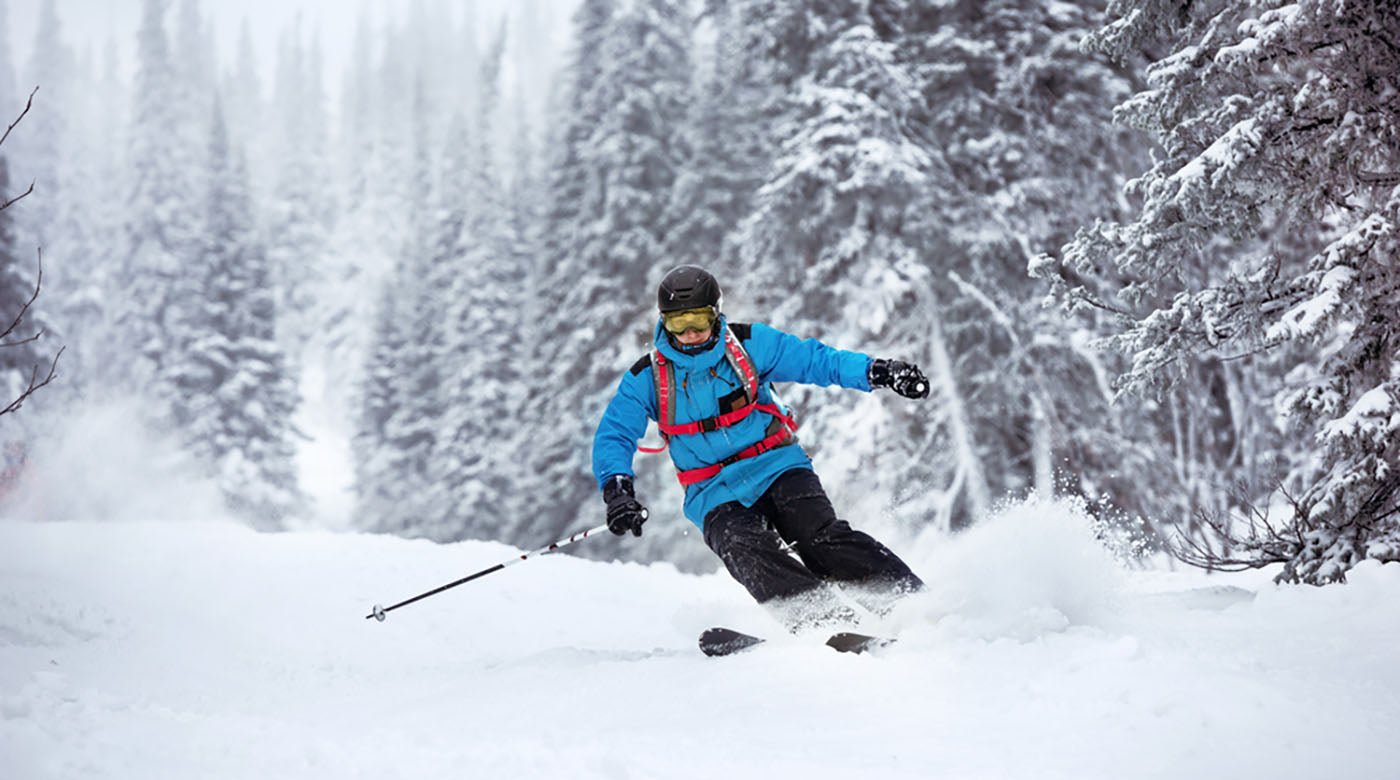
[636, 327, 799, 482]
[651, 328, 761, 438]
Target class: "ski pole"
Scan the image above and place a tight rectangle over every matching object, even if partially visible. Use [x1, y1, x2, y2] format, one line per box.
[365, 522, 612, 622]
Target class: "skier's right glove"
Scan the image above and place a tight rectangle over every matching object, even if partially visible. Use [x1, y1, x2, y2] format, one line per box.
[602, 475, 648, 537]
[868, 358, 930, 399]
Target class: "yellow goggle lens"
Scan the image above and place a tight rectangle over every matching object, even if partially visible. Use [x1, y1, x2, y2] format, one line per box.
[662, 307, 717, 334]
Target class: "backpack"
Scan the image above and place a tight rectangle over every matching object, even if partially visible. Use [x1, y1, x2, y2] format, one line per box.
[639, 325, 797, 486]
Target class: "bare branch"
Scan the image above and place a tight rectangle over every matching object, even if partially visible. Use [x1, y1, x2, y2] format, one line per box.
[1, 249, 43, 343]
[0, 179, 35, 213]
[1166, 485, 1302, 573]
[0, 87, 38, 214]
[1, 250, 64, 418]
[0, 345, 63, 416]
[0, 86, 37, 150]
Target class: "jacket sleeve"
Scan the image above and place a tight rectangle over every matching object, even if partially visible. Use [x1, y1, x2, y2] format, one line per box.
[748, 322, 873, 391]
[591, 367, 658, 489]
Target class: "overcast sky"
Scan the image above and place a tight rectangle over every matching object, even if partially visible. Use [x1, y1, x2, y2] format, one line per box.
[6, 0, 577, 99]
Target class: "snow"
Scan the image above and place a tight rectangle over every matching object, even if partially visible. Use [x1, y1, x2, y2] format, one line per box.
[1266, 264, 1356, 342]
[4, 483, 1400, 779]
[1320, 385, 1398, 443]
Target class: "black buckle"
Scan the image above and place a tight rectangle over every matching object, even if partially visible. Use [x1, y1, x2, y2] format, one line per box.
[699, 417, 720, 433]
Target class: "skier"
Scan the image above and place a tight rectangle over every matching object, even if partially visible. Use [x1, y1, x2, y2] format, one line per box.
[592, 266, 929, 631]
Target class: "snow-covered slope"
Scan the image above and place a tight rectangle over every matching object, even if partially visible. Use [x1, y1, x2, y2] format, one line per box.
[2, 499, 1399, 779]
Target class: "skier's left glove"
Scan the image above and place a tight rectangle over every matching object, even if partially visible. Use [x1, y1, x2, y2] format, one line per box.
[602, 475, 648, 537]
[869, 358, 930, 400]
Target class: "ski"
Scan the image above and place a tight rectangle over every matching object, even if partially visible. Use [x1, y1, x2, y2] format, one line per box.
[698, 627, 895, 657]
[825, 631, 896, 654]
[699, 627, 766, 656]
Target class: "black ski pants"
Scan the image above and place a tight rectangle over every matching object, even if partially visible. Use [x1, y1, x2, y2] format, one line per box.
[702, 468, 923, 606]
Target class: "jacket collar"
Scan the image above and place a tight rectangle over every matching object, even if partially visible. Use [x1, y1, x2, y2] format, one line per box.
[654, 315, 728, 370]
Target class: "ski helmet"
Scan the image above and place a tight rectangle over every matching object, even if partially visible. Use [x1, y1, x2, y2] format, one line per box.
[657, 266, 721, 313]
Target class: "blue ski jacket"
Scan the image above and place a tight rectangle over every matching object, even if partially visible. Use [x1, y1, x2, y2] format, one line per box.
[592, 316, 874, 528]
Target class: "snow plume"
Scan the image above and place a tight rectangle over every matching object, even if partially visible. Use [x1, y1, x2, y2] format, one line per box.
[897, 494, 1126, 641]
[0, 398, 226, 526]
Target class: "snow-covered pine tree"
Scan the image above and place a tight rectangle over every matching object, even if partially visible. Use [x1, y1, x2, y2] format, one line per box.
[517, 0, 696, 552]
[266, 21, 334, 367]
[434, 21, 529, 542]
[1057, 0, 1400, 582]
[351, 77, 450, 536]
[339, 14, 375, 208]
[170, 101, 304, 529]
[663, 0, 773, 272]
[14, 7, 127, 406]
[223, 23, 264, 181]
[0, 1, 48, 400]
[113, 0, 204, 402]
[326, 5, 446, 426]
[172, 0, 214, 157]
[531, 0, 613, 310]
[11, 0, 73, 254]
[0, 155, 50, 404]
[727, 0, 957, 532]
[894, 0, 1185, 544]
[352, 273, 416, 533]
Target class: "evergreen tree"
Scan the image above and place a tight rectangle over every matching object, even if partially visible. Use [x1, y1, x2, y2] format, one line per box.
[729, 0, 950, 532]
[520, 0, 694, 551]
[0, 0, 46, 395]
[12, 0, 73, 252]
[352, 274, 416, 533]
[114, 0, 203, 400]
[1053, 0, 1400, 581]
[893, 0, 1176, 540]
[357, 76, 450, 537]
[267, 21, 334, 366]
[436, 21, 526, 541]
[0, 156, 47, 397]
[512, 0, 618, 544]
[48, 40, 127, 401]
[664, 0, 773, 271]
[172, 102, 304, 528]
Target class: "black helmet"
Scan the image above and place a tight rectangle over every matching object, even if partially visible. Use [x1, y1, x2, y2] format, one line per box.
[657, 266, 721, 313]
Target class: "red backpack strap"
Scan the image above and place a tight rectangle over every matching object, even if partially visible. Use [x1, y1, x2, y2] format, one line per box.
[638, 350, 673, 453]
[721, 327, 760, 401]
[638, 327, 798, 476]
[674, 403, 798, 485]
[656, 327, 764, 437]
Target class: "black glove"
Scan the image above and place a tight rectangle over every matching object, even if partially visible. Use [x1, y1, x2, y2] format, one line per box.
[869, 358, 930, 399]
[602, 475, 648, 537]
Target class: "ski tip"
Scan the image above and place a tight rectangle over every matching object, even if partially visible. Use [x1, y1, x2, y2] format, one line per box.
[825, 631, 895, 654]
[699, 626, 766, 657]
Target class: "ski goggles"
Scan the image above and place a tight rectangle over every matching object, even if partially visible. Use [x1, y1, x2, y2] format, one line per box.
[662, 306, 717, 334]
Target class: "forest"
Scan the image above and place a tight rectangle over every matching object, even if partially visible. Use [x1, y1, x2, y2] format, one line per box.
[0, 0, 1396, 583]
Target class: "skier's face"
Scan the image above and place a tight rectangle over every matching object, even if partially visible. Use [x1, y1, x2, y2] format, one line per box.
[675, 326, 712, 346]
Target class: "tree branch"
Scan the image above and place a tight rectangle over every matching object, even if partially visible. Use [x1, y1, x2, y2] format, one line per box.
[1, 250, 43, 343]
[1357, 169, 1400, 186]
[0, 87, 38, 214]
[0, 345, 63, 416]
[0, 86, 37, 150]
[0, 179, 35, 213]
[1, 250, 63, 417]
